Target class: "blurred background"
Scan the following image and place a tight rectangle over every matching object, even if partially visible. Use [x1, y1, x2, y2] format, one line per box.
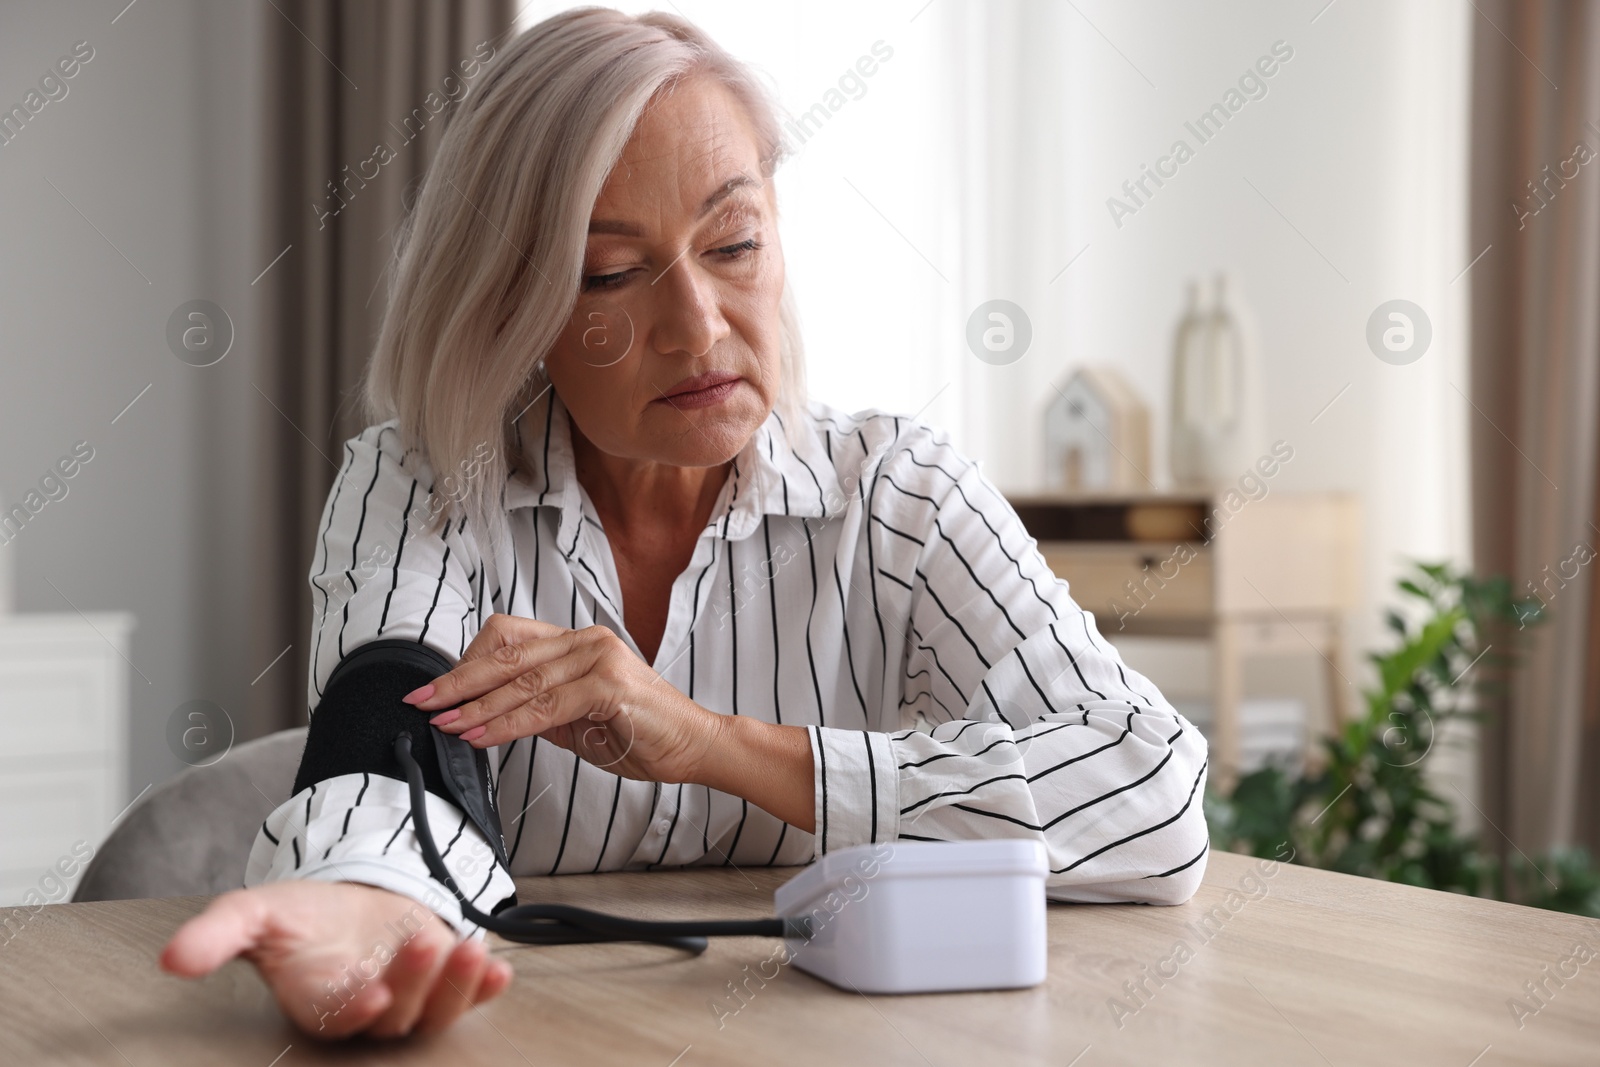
[2, 0, 1596, 905]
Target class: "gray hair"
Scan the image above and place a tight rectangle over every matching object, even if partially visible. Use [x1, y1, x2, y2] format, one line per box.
[365, 6, 805, 543]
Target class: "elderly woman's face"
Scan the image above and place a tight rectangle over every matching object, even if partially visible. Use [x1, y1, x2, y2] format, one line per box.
[543, 75, 785, 468]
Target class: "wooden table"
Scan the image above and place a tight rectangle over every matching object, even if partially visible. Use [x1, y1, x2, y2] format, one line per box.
[2, 852, 1596, 1065]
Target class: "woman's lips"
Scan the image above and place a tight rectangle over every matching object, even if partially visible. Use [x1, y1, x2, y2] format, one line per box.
[655, 374, 741, 410]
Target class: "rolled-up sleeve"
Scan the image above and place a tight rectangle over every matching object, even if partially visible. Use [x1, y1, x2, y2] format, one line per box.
[807, 726, 899, 856]
[811, 427, 1210, 905]
[244, 773, 516, 940]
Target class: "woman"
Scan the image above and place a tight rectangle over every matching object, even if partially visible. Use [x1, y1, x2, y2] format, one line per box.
[161, 6, 1209, 1039]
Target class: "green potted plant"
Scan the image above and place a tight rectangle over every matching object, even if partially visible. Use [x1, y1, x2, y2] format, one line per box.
[1206, 560, 1600, 916]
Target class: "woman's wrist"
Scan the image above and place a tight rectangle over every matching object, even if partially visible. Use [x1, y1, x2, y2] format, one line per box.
[691, 713, 816, 833]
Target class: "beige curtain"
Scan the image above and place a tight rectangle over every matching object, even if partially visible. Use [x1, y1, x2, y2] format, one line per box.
[249, 0, 513, 738]
[1469, 0, 1600, 861]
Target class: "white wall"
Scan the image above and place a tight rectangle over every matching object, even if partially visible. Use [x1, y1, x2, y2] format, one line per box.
[1003, 0, 1476, 801]
[1020, 0, 1475, 615]
[0, 0, 266, 806]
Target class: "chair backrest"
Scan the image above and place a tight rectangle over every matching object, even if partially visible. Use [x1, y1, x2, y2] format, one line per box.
[73, 727, 308, 902]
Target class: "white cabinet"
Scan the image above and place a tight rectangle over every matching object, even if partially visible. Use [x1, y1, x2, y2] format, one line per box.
[0, 613, 133, 905]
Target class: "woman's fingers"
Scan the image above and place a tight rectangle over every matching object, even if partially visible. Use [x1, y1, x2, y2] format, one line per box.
[366, 935, 447, 1039]
[402, 614, 566, 709]
[411, 629, 587, 713]
[303, 978, 393, 1039]
[433, 644, 604, 735]
[465, 676, 614, 750]
[478, 958, 514, 1003]
[458, 614, 568, 665]
[158, 889, 268, 977]
[413, 939, 491, 1035]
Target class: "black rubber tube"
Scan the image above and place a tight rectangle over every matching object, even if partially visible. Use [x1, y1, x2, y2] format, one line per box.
[395, 733, 812, 952]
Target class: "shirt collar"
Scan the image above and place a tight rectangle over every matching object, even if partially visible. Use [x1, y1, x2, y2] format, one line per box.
[503, 390, 846, 544]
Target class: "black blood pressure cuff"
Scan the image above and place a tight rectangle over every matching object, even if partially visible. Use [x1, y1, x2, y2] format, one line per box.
[293, 639, 512, 871]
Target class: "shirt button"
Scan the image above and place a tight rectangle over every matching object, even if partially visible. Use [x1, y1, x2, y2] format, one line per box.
[654, 818, 671, 835]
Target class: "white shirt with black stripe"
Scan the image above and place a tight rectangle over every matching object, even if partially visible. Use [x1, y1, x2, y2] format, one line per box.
[244, 391, 1212, 937]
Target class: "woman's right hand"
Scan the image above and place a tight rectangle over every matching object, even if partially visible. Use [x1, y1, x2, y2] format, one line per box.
[159, 880, 513, 1039]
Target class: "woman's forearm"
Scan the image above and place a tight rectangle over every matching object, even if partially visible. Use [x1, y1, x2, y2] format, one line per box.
[694, 715, 816, 833]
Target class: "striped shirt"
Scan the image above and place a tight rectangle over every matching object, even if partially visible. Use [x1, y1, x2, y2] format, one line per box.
[244, 391, 1211, 937]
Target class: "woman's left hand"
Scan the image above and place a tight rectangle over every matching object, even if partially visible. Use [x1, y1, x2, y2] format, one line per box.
[402, 613, 724, 783]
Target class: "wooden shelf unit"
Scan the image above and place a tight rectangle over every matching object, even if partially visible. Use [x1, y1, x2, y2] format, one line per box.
[1008, 491, 1361, 790]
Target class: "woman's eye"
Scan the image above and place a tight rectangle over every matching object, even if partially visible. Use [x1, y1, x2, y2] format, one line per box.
[583, 237, 760, 291]
[583, 269, 631, 292]
[715, 237, 761, 259]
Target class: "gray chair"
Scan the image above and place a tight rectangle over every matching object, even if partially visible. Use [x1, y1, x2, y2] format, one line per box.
[73, 727, 308, 901]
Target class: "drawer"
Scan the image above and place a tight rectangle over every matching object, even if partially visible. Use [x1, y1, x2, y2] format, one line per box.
[1040, 541, 1214, 631]
[0, 647, 121, 757]
[1211, 494, 1361, 614]
[0, 761, 111, 905]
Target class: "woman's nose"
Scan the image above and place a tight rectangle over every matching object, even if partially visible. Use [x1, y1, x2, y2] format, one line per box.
[648, 255, 731, 358]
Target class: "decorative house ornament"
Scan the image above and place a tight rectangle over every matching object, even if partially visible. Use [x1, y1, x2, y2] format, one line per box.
[1044, 365, 1152, 492]
[1170, 272, 1263, 488]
